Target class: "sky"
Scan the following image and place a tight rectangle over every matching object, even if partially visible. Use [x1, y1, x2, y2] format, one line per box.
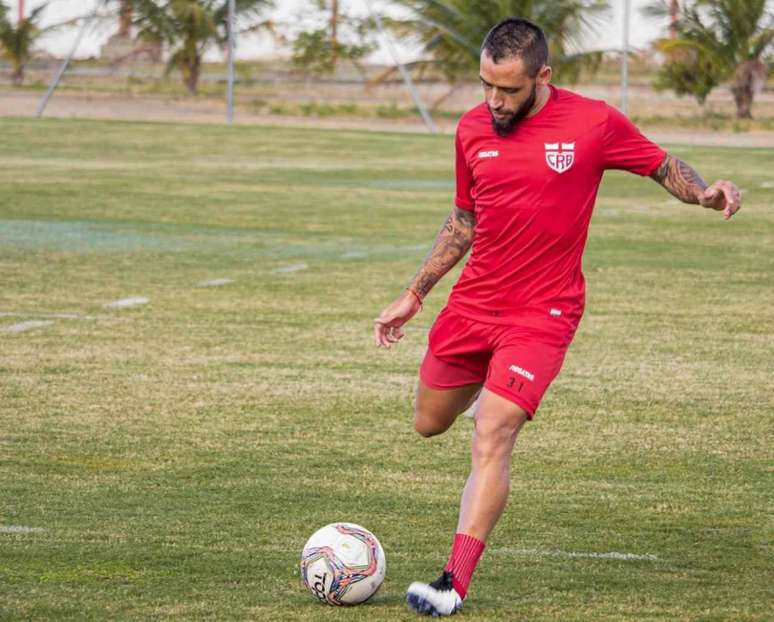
[10, 0, 669, 62]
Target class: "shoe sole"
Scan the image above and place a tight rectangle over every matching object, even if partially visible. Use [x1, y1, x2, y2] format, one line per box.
[406, 592, 460, 617]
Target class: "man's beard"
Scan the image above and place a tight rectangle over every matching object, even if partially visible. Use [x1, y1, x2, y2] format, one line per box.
[489, 83, 537, 137]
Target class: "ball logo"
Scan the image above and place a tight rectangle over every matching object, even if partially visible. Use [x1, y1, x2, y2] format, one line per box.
[545, 142, 575, 173]
[312, 571, 328, 601]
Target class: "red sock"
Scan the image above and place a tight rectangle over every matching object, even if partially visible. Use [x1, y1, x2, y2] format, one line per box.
[443, 533, 486, 599]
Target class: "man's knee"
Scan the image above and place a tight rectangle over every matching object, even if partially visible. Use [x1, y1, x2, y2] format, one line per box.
[413, 405, 450, 438]
[472, 411, 527, 463]
[472, 426, 511, 462]
[413, 382, 480, 438]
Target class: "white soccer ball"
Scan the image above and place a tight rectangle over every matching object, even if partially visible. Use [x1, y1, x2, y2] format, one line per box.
[300, 522, 386, 606]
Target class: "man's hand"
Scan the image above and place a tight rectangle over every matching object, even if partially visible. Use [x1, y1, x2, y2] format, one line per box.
[651, 155, 742, 220]
[698, 180, 742, 220]
[373, 291, 422, 349]
[373, 206, 475, 349]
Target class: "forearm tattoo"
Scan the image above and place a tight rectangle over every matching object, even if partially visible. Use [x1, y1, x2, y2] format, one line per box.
[409, 206, 475, 299]
[650, 154, 708, 204]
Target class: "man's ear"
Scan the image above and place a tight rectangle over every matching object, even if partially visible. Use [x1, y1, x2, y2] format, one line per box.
[537, 65, 552, 86]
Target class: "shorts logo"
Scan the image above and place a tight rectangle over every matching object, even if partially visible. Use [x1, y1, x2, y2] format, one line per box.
[509, 364, 535, 382]
[545, 142, 575, 173]
[478, 150, 499, 159]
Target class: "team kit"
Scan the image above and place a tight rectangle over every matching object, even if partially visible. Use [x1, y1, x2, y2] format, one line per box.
[303, 17, 740, 617]
[422, 87, 667, 417]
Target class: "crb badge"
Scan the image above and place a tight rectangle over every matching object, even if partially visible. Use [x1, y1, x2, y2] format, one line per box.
[545, 142, 575, 173]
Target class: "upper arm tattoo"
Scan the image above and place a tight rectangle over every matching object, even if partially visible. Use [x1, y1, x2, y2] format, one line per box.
[650, 154, 708, 204]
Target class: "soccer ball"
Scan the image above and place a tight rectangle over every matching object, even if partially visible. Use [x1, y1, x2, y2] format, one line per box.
[300, 522, 386, 606]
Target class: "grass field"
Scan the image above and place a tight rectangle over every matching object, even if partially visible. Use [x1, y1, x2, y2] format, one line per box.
[0, 117, 772, 621]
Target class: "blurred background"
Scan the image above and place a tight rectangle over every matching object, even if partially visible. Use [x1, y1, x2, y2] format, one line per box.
[1, 0, 772, 134]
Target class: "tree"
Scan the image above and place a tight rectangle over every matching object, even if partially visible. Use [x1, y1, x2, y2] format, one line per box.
[119, 0, 133, 36]
[291, 0, 374, 75]
[133, 0, 274, 94]
[669, 0, 680, 37]
[384, 0, 610, 85]
[0, 1, 47, 85]
[646, 0, 774, 118]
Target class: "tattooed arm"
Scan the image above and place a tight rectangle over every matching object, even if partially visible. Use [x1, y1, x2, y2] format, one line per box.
[408, 206, 476, 299]
[374, 206, 475, 348]
[650, 154, 742, 220]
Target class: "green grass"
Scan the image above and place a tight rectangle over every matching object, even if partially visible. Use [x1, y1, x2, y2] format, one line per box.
[0, 118, 772, 621]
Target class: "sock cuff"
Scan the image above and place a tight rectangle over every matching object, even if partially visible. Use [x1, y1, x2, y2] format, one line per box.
[444, 532, 486, 599]
[454, 532, 485, 552]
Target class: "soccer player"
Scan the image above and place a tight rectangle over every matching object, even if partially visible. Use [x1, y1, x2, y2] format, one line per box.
[373, 17, 742, 617]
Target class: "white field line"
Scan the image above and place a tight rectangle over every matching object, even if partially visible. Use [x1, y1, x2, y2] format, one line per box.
[760, 181, 774, 188]
[104, 297, 149, 309]
[197, 278, 234, 287]
[492, 548, 659, 562]
[0, 320, 54, 334]
[0, 525, 45, 533]
[341, 251, 368, 259]
[273, 263, 308, 274]
[598, 205, 655, 216]
[0, 312, 110, 320]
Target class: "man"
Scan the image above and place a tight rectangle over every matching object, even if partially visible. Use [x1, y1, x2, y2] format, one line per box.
[373, 17, 741, 618]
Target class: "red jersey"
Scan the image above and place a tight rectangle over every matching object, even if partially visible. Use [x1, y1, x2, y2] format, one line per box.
[448, 86, 666, 326]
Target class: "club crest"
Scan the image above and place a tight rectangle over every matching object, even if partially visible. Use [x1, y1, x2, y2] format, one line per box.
[545, 142, 575, 173]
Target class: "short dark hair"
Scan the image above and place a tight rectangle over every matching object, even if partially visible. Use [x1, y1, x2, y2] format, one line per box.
[481, 18, 549, 77]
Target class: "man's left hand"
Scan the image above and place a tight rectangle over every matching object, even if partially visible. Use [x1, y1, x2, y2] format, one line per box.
[698, 180, 742, 220]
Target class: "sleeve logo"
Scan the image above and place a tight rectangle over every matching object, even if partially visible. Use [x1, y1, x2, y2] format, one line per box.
[545, 142, 575, 173]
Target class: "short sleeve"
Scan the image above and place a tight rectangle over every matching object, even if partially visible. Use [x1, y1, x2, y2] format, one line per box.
[454, 130, 475, 211]
[602, 105, 666, 176]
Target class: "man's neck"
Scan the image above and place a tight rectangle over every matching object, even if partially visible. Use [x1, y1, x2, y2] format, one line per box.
[527, 84, 552, 118]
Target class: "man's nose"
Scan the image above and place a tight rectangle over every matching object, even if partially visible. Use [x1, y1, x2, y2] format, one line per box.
[488, 89, 503, 110]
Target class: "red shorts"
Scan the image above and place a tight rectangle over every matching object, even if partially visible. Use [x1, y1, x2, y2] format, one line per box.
[420, 307, 579, 418]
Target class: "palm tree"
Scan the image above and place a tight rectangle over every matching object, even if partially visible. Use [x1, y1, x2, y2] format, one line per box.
[646, 0, 774, 118]
[0, 1, 47, 85]
[669, 0, 680, 37]
[133, 0, 273, 94]
[330, 0, 338, 65]
[384, 0, 610, 85]
[291, 0, 374, 75]
[119, 0, 133, 36]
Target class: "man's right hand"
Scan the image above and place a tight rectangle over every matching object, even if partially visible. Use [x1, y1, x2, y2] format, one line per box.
[373, 290, 422, 349]
[373, 206, 475, 349]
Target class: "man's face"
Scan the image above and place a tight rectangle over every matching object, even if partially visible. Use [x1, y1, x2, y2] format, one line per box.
[479, 51, 542, 136]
